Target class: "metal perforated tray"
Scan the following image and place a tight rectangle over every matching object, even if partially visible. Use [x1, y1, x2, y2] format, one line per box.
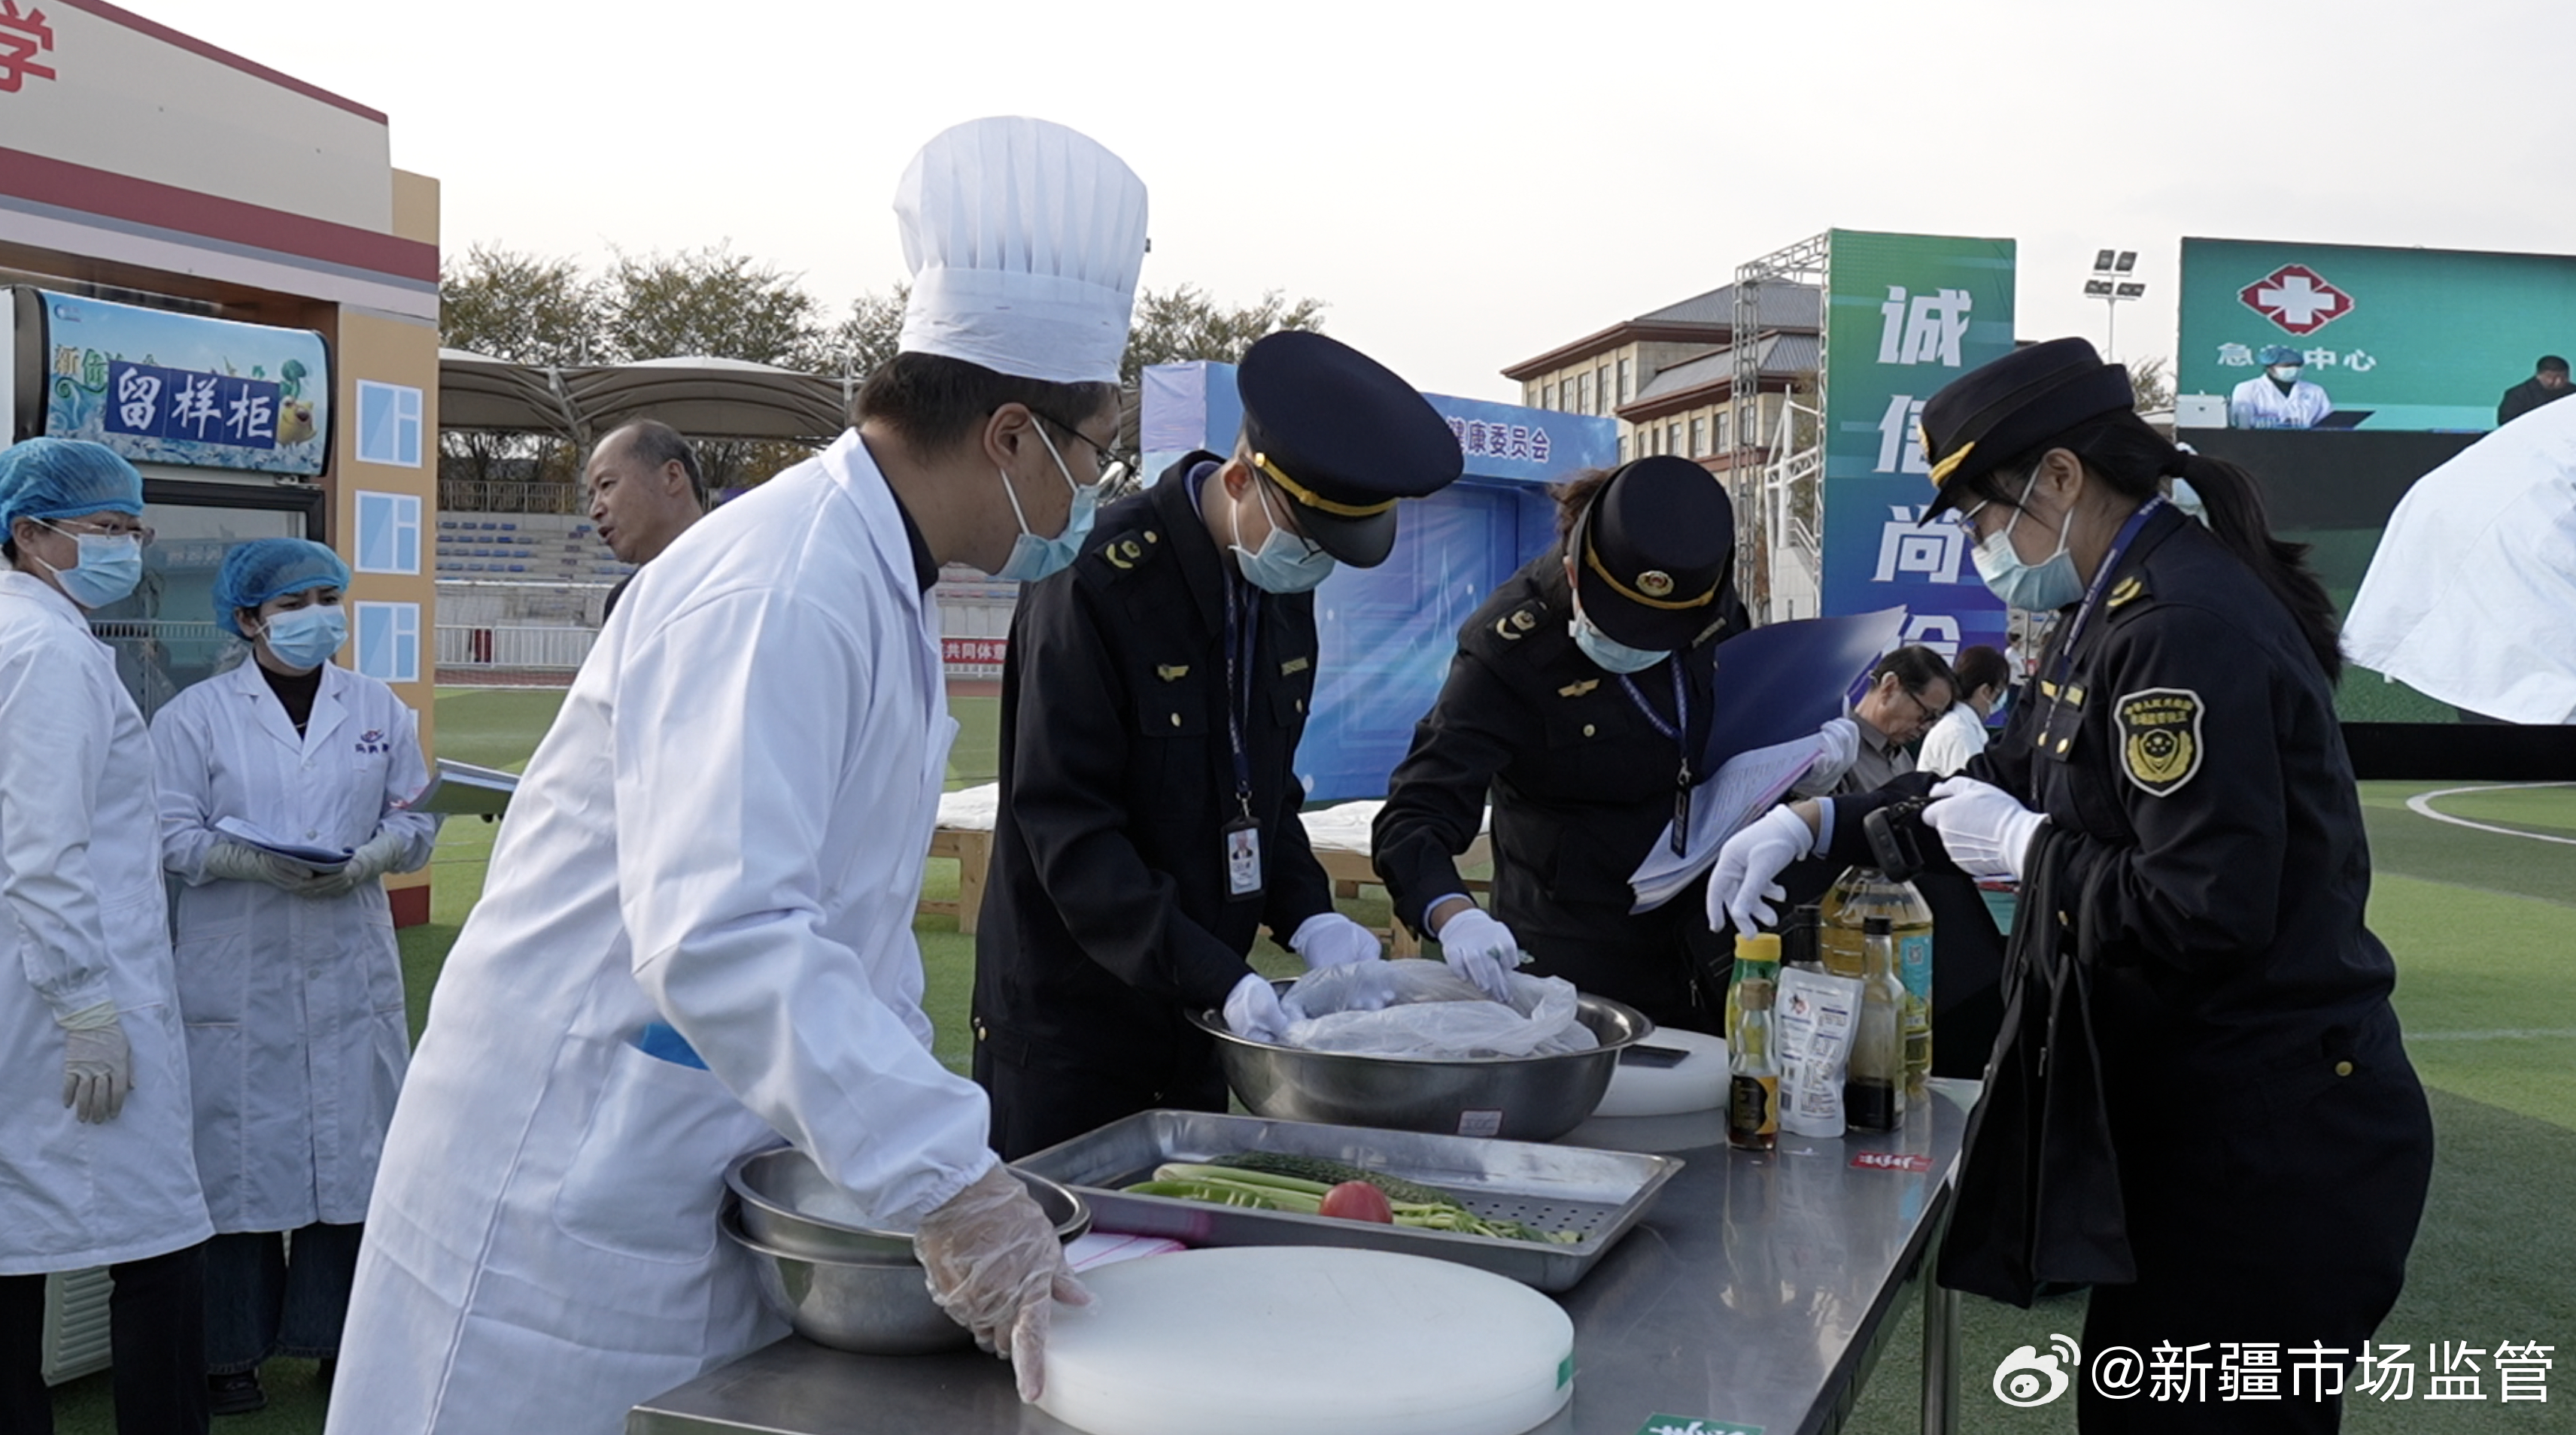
[1010, 1109, 1681, 1291]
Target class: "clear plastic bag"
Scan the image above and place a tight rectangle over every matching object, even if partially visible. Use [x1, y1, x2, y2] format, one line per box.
[1278, 959, 1598, 1059]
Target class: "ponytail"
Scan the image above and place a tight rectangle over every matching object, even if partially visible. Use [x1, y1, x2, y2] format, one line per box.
[2161, 451, 2344, 683]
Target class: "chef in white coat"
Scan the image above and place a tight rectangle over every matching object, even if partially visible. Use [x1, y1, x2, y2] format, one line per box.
[152, 537, 437, 1413]
[328, 117, 1148, 1434]
[0, 438, 215, 1435]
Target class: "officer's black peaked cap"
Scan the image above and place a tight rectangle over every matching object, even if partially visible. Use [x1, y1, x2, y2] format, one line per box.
[1918, 336, 2137, 518]
[1238, 330, 1463, 568]
[1575, 454, 1736, 651]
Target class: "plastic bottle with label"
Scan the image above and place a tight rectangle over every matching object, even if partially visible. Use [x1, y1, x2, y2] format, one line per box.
[1819, 866, 1933, 1085]
[1726, 933, 1781, 1152]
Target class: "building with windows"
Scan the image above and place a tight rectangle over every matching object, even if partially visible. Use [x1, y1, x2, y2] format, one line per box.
[1502, 283, 1821, 470]
[2, 2, 442, 924]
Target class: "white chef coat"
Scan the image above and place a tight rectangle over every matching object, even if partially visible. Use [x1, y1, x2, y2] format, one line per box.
[2228, 375, 2334, 429]
[1916, 702, 1991, 777]
[327, 431, 993, 1435]
[0, 570, 214, 1274]
[152, 659, 438, 1231]
[2344, 397, 2576, 723]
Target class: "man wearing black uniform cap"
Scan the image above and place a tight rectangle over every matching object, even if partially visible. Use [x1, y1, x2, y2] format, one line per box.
[1372, 456, 1749, 1030]
[1709, 336, 2432, 1433]
[971, 330, 1464, 1159]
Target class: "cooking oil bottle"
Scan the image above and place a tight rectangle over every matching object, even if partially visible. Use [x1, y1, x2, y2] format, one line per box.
[1819, 866, 1933, 1088]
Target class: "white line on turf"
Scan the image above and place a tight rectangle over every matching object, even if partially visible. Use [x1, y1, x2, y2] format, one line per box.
[2407, 1028, 2576, 1042]
[2404, 782, 2576, 847]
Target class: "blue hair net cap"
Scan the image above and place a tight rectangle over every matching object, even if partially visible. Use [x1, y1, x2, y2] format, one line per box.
[0, 438, 144, 534]
[214, 538, 350, 636]
[2257, 344, 2304, 366]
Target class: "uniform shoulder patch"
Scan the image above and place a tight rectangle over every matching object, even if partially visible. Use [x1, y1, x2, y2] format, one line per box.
[1492, 599, 1547, 642]
[2116, 687, 2204, 796]
[2107, 575, 2149, 609]
[1089, 530, 1156, 579]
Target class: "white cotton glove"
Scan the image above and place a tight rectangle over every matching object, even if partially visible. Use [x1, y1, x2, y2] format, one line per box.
[299, 830, 410, 900]
[1224, 972, 1290, 1043]
[1432, 906, 1523, 1003]
[1289, 912, 1383, 969]
[58, 1002, 132, 1124]
[1790, 717, 1862, 799]
[913, 1161, 1092, 1402]
[1706, 805, 1812, 934]
[1924, 776, 2049, 881]
[202, 839, 330, 893]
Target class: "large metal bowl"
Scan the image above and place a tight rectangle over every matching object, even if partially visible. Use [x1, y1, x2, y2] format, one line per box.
[1189, 984, 1653, 1142]
[721, 1208, 974, 1355]
[726, 1147, 1088, 1262]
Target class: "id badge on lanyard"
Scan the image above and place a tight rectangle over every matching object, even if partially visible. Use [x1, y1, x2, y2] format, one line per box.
[1221, 580, 1264, 902]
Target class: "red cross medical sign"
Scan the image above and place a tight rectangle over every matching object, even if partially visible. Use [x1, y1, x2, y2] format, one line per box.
[2239, 264, 2353, 335]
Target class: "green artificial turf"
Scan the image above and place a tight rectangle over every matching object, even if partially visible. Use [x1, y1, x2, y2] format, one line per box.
[47, 702, 2576, 1431]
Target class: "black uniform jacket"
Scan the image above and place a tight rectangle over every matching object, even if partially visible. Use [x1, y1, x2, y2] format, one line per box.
[1831, 504, 2398, 1082]
[1372, 554, 1742, 1015]
[972, 456, 1333, 1069]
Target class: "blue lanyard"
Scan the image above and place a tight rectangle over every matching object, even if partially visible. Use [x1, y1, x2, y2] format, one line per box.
[1616, 660, 1694, 856]
[2047, 496, 2165, 683]
[1220, 575, 1259, 818]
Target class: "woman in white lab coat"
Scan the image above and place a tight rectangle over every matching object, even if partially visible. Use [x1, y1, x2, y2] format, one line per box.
[152, 538, 436, 1414]
[0, 439, 215, 1435]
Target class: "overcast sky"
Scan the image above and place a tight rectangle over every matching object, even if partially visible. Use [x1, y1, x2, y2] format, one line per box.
[139, 0, 2574, 401]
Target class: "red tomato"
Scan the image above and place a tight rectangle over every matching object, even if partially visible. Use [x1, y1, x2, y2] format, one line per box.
[1318, 1181, 1395, 1224]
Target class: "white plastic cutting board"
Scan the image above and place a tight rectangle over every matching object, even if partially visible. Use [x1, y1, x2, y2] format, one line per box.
[1039, 1246, 1574, 1435]
[1593, 1026, 1728, 1117]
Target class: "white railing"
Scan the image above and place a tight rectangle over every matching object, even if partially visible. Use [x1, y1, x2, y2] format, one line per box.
[436, 625, 598, 670]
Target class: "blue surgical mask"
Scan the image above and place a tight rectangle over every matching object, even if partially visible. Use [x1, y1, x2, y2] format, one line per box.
[1970, 469, 2085, 611]
[991, 427, 1097, 584]
[260, 604, 347, 670]
[1229, 484, 1336, 594]
[1569, 608, 1669, 675]
[36, 525, 144, 609]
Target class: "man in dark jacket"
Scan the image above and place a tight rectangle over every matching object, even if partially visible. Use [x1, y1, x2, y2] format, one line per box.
[970, 331, 1463, 1159]
[2497, 355, 2571, 426]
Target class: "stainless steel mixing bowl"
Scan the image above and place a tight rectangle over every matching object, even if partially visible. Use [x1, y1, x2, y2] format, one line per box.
[726, 1147, 1088, 1261]
[1189, 985, 1654, 1142]
[720, 1168, 1090, 1356]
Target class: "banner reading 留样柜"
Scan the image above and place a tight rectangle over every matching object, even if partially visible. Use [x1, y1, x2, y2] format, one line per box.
[1816, 229, 2017, 660]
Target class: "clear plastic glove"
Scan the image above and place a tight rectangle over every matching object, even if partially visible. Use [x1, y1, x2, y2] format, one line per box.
[1706, 804, 1812, 933]
[1924, 775, 2048, 881]
[1289, 912, 1382, 969]
[59, 1003, 132, 1124]
[913, 1161, 1092, 1402]
[1432, 906, 1523, 1003]
[202, 839, 329, 893]
[299, 830, 410, 900]
[1224, 972, 1290, 1042]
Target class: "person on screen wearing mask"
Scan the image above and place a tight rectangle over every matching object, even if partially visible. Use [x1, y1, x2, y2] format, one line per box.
[971, 329, 1464, 1159]
[1372, 457, 1748, 1031]
[2496, 354, 2571, 427]
[2228, 344, 2333, 429]
[0, 438, 216, 1435]
[150, 539, 438, 1414]
[327, 117, 1150, 1432]
[587, 420, 707, 620]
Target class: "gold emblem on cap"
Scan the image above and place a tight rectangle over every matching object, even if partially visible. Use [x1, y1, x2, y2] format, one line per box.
[1636, 570, 1675, 598]
[1510, 609, 1538, 631]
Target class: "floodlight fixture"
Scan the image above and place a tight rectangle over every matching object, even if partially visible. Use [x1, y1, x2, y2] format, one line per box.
[2093, 249, 2118, 274]
[2115, 282, 2146, 299]
[2083, 278, 2116, 298]
[2113, 251, 2138, 274]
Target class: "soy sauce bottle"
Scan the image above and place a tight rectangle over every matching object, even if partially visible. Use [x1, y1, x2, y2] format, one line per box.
[1844, 917, 1907, 1133]
[1727, 933, 1782, 1151]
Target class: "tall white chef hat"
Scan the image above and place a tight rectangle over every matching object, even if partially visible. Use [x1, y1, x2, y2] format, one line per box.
[895, 117, 1149, 387]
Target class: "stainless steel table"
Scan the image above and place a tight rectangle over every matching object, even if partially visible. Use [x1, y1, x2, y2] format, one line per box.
[631, 1079, 1976, 1435]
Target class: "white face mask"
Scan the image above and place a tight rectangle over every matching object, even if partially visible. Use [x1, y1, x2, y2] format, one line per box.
[990, 426, 1098, 584]
[2268, 366, 2302, 384]
[1229, 481, 1336, 594]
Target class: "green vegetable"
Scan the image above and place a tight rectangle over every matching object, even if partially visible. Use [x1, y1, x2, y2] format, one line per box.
[1200, 1152, 1457, 1207]
[1121, 1160, 1581, 1244]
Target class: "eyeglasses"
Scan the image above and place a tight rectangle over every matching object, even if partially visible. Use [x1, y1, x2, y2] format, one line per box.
[1937, 500, 1991, 539]
[1894, 685, 1949, 726]
[44, 517, 156, 545]
[1036, 414, 1135, 491]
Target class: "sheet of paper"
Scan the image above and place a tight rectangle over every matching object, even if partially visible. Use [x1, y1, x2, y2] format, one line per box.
[213, 816, 354, 872]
